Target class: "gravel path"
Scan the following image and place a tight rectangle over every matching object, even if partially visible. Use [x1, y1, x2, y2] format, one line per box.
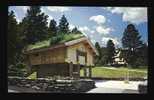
[87, 87, 138, 93]
[86, 80, 141, 93]
[95, 80, 142, 90]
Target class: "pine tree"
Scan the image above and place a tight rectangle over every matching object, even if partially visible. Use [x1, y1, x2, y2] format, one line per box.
[71, 27, 78, 33]
[48, 19, 57, 37]
[121, 24, 143, 67]
[95, 42, 102, 65]
[58, 15, 69, 34]
[8, 11, 19, 65]
[106, 39, 116, 65]
[21, 6, 49, 44]
[8, 11, 27, 76]
[135, 43, 148, 66]
[100, 47, 108, 65]
[71, 27, 82, 34]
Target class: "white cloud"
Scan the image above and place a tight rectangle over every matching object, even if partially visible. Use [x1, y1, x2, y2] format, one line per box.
[103, 7, 147, 24]
[90, 30, 95, 34]
[78, 26, 96, 37]
[96, 26, 112, 35]
[69, 24, 75, 31]
[89, 15, 106, 24]
[78, 26, 90, 37]
[46, 6, 71, 12]
[79, 26, 90, 33]
[101, 37, 119, 46]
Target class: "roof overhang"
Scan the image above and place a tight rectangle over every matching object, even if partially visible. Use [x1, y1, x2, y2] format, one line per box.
[24, 37, 98, 55]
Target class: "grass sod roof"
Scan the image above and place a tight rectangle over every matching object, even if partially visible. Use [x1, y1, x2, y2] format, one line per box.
[27, 33, 85, 51]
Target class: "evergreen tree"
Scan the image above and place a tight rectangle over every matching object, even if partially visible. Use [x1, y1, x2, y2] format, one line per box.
[71, 27, 78, 33]
[58, 15, 69, 34]
[48, 19, 57, 37]
[94, 42, 102, 65]
[135, 43, 148, 66]
[8, 11, 19, 65]
[106, 40, 116, 65]
[21, 6, 49, 44]
[8, 11, 28, 76]
[121, 24, 143, 67]
[100, 47, 108, 65]
[71, 27, 82, 34]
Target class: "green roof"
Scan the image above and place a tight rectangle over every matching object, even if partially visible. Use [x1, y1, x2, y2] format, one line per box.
[27, 33, 85, 51]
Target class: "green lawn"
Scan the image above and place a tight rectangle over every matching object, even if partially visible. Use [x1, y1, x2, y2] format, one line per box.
[80, 67, 147, 79]
[27, 66, 147, 79]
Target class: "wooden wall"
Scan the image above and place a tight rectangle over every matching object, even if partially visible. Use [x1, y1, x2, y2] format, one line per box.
[29, 47, 66, 65]
[86, 47, 94, 66]
[66, 42, 94, 66]
[28, 42, 95, 66]
[35, 63, 69, 78]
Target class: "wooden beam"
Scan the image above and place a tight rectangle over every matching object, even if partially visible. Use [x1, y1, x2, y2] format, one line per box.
[69, 62, 73, 77]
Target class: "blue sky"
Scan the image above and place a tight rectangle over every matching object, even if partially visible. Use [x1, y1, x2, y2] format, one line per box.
[9, 6, 148, 48]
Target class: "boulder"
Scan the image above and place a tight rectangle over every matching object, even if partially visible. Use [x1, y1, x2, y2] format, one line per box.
[32, 86, 41, 90]
[25, 84, 31, 88]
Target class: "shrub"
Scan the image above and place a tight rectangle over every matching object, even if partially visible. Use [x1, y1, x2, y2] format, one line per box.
[8, 63, 28, 77]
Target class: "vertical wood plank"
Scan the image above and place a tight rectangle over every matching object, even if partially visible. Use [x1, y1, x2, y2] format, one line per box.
[69, 62, 73, 77]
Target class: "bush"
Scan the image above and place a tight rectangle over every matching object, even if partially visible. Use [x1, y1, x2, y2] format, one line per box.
[8, 63, 28, 77]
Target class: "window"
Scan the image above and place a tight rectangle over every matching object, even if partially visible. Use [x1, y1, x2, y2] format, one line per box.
[76, 49, 87, 65]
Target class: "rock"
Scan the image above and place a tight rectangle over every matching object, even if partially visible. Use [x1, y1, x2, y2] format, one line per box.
[42, 83, 48, 91]
[32, 86, 40, 90]
[25, 84, 31, 88]
[46, 86, 54, 91]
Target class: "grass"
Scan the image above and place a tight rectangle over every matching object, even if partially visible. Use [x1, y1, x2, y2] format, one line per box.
[59, 33, 84, 43]
[27, 39, 50, 51]
[80, 66, 147, 79]
[26, 66, 147, 79]
[27, 33, 84, 51]
[116, 67, 147, 72]
[27, 72, 37, 79]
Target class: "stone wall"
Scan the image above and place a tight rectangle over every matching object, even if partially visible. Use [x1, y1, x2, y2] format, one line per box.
[8, 77, 95, 93]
